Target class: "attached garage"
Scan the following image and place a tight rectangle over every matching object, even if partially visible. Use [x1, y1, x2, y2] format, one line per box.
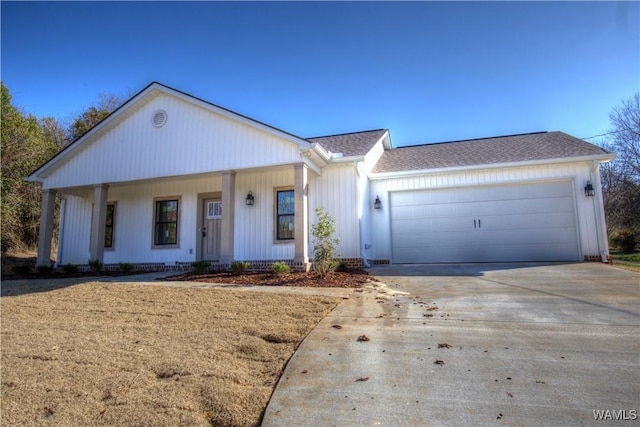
[390, 180, 580, 263]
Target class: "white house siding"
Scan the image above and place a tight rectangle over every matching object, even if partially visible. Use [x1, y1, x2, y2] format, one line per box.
[58, 174, 222, 265]
[233, 168, 295, 261]
[362, 139, 385, 172]
[42, 93, 302, 190]
[369, 161, 603, 263]
[308, 164, 361, 260]
[57, 165, 362, 265]
[57, 195, 92, 265]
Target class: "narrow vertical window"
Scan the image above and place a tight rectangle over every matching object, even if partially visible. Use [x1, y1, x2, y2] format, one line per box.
[154, 198, 180, 247]
[104, 203, 115, 248]
[276, 189, 295, 240]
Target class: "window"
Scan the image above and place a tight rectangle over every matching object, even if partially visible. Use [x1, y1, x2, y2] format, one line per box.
[153, 197, 180, 247]
[89, 202, 116, 250]
[276, 189, 294, 240]
[104, 203, 115, 248]
[207, 201, 222, 219]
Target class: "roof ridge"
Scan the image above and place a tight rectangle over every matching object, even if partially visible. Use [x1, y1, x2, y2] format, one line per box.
[396, 131, 549, 149]
[306, 128, 387, 140]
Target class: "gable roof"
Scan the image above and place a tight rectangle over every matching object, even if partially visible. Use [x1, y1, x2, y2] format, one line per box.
[307, 129, 388, 157]
[27, 81, 315, 182]
[371, 131, 613, 174]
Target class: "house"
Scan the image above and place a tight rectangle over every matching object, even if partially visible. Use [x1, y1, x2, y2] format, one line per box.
[27, 82, 614, 270]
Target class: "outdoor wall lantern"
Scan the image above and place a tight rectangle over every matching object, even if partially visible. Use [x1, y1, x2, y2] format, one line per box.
[374, 196, 382, 210]
[584, 181, 595, 197]
[245, 191, 255, 206]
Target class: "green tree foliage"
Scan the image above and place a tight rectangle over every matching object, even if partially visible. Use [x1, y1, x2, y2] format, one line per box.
[311, 208, 340, 275]
[68, 93, 121, 142]
[1, 83, 59, 252]
[600, 93, 640, 245]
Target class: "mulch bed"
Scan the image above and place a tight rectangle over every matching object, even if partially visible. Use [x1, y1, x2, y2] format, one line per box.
[165, 269, 371, 288]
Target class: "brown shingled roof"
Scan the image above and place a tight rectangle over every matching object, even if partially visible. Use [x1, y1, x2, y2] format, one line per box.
[371, 131, 611, 174]
[307, 129, 387, 157]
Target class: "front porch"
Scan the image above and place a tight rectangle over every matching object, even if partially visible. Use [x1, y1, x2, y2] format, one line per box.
[36, 163, 314, 271]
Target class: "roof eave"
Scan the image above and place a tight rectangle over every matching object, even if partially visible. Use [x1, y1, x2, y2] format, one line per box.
[369, 153, 616, 180]
[26, 81, 314, 182]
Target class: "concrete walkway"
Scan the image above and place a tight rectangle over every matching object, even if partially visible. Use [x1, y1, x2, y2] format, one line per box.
[262, 263, 640, 426]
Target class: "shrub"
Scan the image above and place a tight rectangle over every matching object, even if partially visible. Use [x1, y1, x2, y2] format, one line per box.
[36, 265, 53, 275]
[611, 228, 637, 253]
[119, 263, 134, 273]
[230, 261, 250, 275]
[271, 261, 290, 275]
[62, 264, 79, 274]
[311, 208, 340, 276]
[13, 264, 31, 275]
[88, 259, 103, 273]
[190, 261, 210, 274]
[335, 260, 348, 272]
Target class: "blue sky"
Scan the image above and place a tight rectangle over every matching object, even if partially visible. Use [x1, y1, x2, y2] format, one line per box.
[2, 1, 638, 147]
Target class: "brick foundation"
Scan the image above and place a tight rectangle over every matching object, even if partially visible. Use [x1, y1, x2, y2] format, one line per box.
[584, 255, 613, 265]
[65, 257, 368, 274]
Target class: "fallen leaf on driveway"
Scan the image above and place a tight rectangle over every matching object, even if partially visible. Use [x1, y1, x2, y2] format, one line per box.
[357, 335, 370, 342]
[355, 377, 369, 382]
[331, 324, 343, 330]
[438, 343, 452, 349]
[434, 360, 445, 365]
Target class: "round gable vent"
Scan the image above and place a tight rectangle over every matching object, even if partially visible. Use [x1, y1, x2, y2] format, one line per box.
[152, 109, 167, 127]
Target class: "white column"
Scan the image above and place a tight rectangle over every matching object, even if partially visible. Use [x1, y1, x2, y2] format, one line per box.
[36, 189, 57, 266]
[220, 170, 236, 265]
[89, 184, 109, 263]
[294, 163, 309, 266]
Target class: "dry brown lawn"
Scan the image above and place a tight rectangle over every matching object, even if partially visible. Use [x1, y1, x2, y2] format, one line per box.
[1, 280, 340, 426]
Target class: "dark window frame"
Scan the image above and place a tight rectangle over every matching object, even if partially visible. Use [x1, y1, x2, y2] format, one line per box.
[104, 203, 116, 249]
[275, 188, 295, 241]
[153, 196, 181, 248]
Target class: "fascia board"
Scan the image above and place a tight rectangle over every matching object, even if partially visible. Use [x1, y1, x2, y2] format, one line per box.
[160, 85, 312, 149]
[26, 82, 313, 182]
[369, 153, 617, 180]
[26, 82, 162, 181]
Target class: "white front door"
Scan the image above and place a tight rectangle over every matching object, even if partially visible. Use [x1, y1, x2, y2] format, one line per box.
[390, 181, 580, 263]
[202, 198, 222, 260]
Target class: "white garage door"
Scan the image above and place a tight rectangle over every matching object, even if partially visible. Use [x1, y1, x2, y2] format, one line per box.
[391, 181, 579, 263]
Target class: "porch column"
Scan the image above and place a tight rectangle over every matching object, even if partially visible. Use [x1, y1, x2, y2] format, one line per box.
[220, 170, 236, 265]
[89, 184, 109, 263]
[294, 163, 309, 266]
[36, 189, 57, 266]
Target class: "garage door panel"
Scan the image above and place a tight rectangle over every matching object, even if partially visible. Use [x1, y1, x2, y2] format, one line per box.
[390, 181, 579, 263]
[479, 227, 578, 245]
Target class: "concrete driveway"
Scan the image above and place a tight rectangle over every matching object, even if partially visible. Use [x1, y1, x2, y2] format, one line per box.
[262, 263, 640, 426]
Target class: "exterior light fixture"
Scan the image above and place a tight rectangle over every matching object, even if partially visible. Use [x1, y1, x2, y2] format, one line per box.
[584, 181, 595, 197]
[245, 191, 255, 206]
[374, 196, 382, 210]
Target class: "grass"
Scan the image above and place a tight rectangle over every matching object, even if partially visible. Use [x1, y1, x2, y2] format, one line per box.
[610, 249, 640, 272]
[1, 280, 340, 426]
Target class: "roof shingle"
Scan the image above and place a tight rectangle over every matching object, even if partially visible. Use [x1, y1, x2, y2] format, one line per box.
[371, 131, 611, 174]
[307, 129, 387, 157]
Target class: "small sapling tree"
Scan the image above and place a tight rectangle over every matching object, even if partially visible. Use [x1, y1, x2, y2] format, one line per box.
[311, 208, 340, 275]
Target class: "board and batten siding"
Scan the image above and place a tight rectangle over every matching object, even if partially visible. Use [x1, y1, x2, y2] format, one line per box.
[57, 165, 362, 265]
[42, 93, 302, 190]
[308, 164, 361, 260]
[368, 161, 603, 263]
